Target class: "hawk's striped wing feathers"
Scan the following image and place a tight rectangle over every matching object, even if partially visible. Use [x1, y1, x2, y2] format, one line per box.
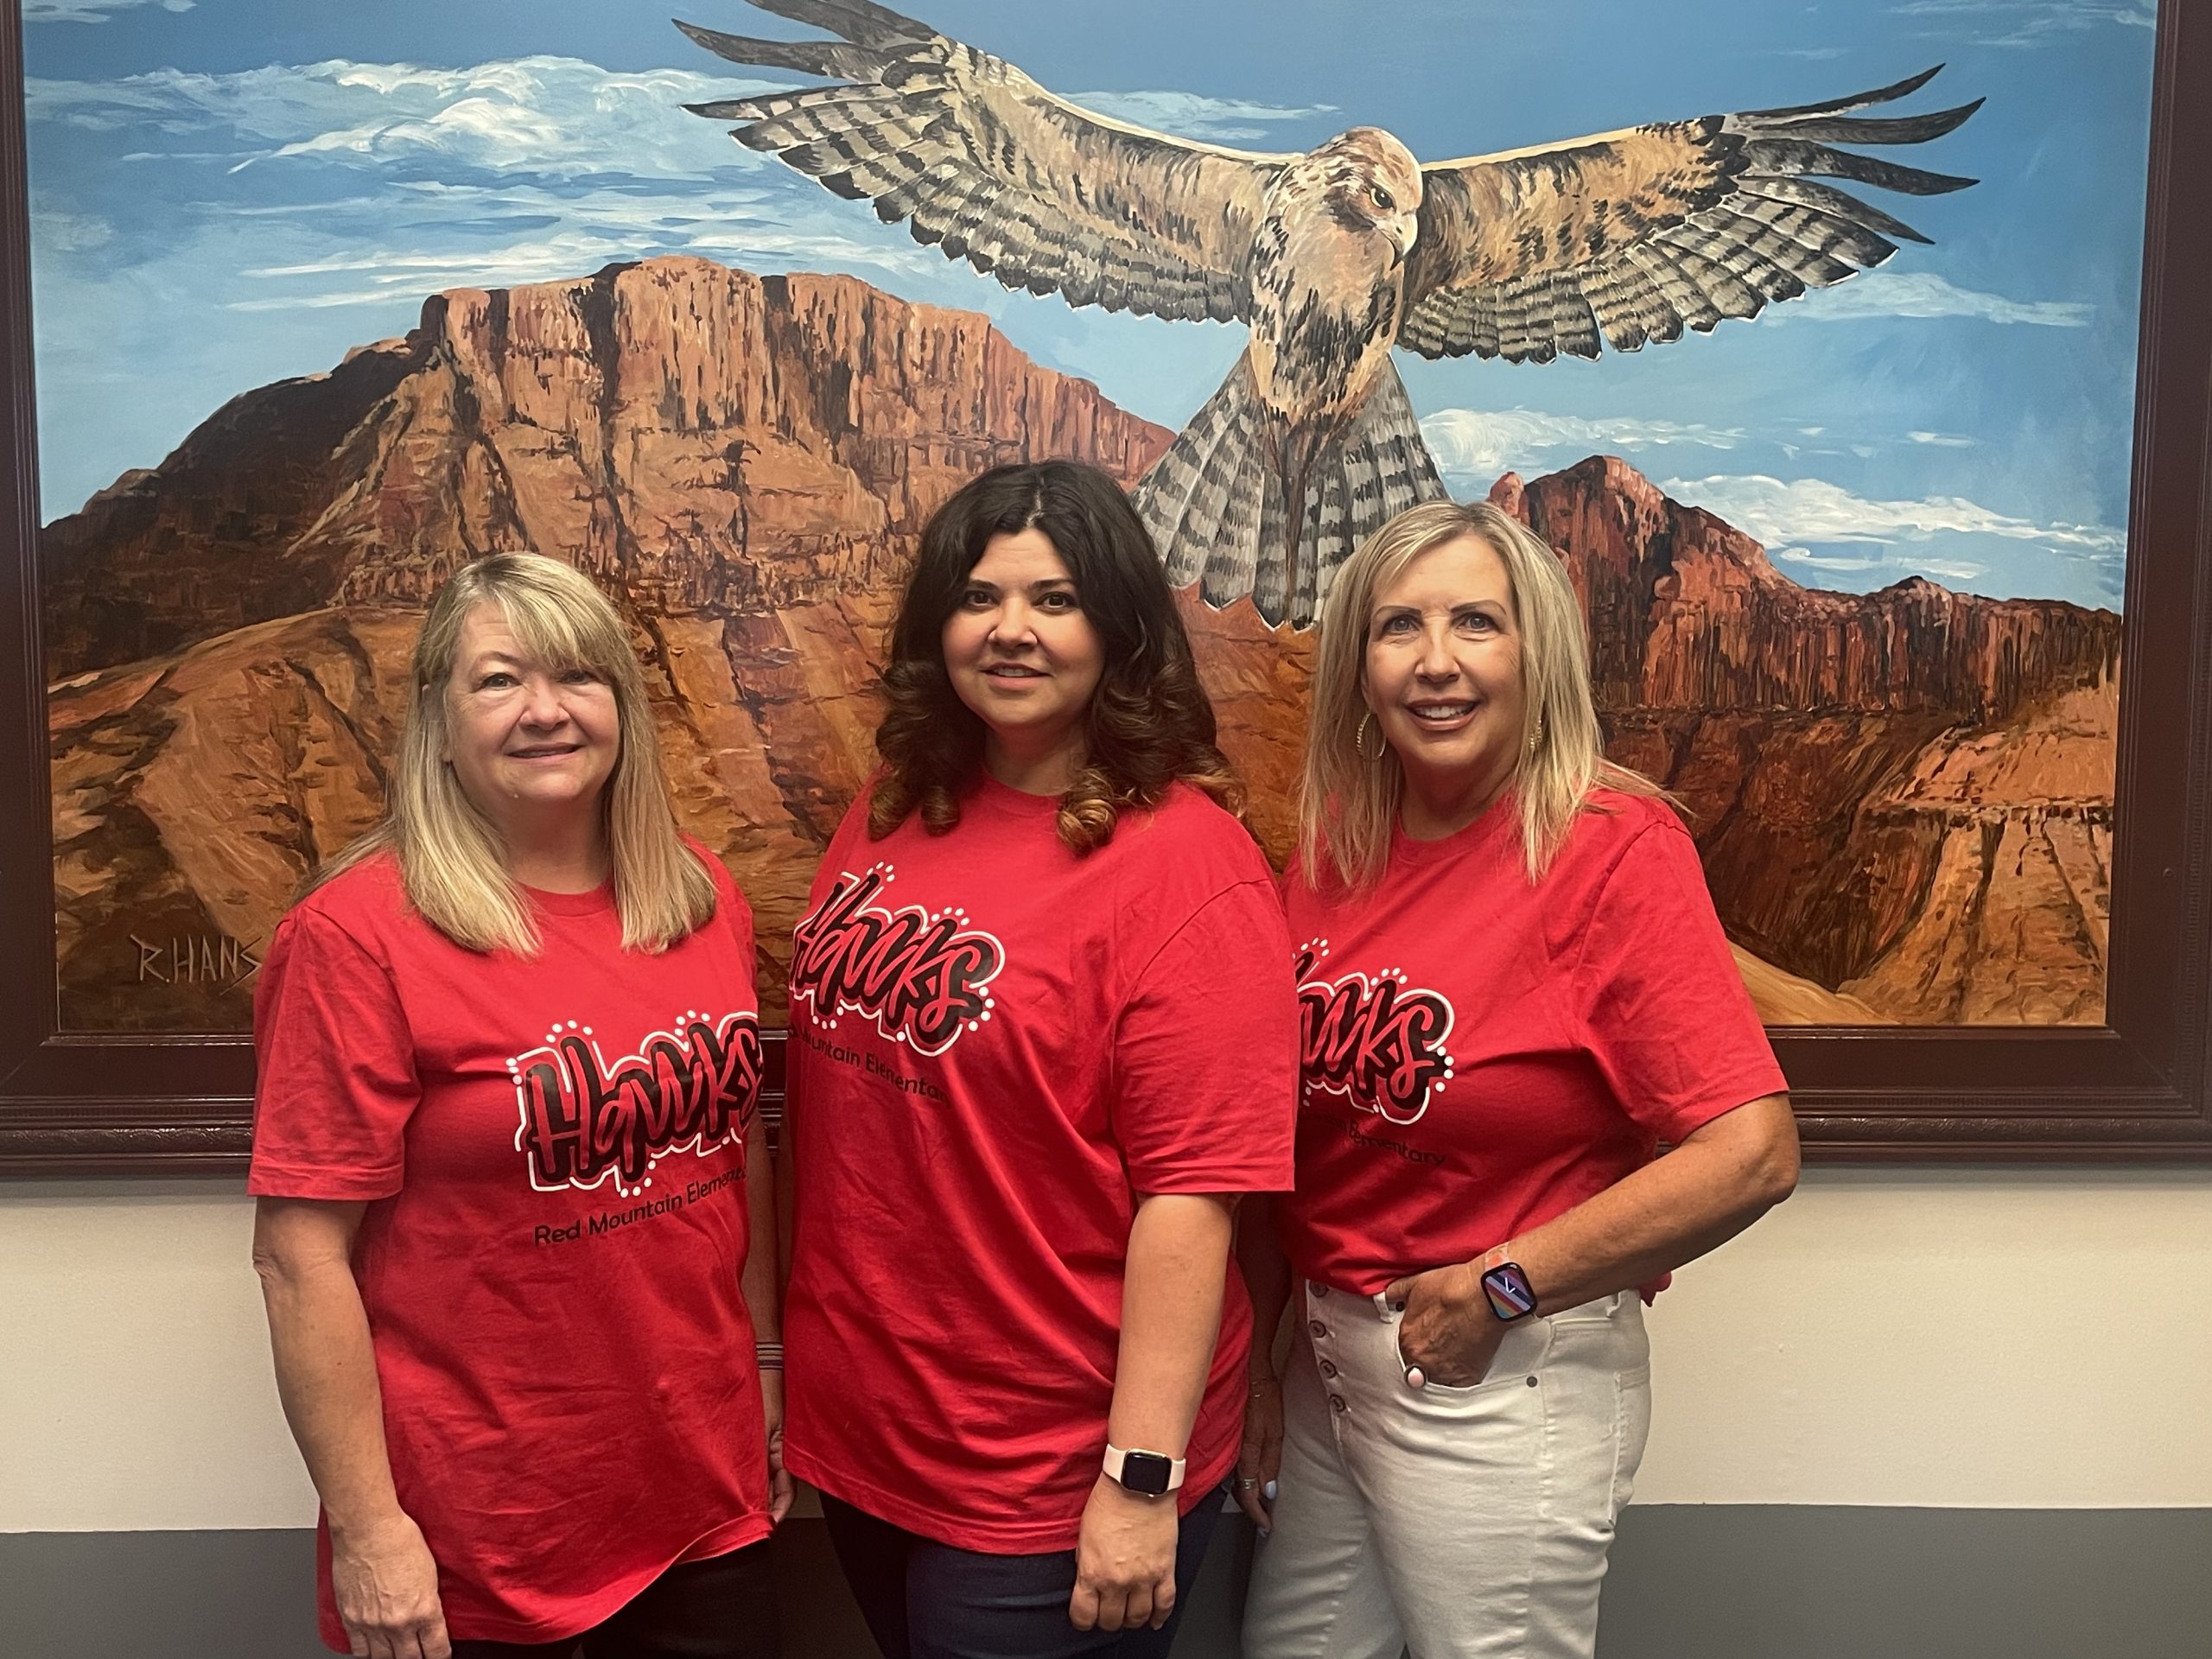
[678, 0, 1286, 323]
[1400, 67, 1980, 363]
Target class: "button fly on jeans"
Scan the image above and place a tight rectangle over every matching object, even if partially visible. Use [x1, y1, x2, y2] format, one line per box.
[1329, 1394, 1347, 1413]
[1308, 1320, 1328, 1338]
[1319, 1360, 1338, 1378]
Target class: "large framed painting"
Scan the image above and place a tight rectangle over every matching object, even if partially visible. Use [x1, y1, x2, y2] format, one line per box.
[4, 0, 2209, 1169]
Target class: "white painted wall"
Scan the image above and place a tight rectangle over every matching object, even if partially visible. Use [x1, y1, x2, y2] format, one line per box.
[1, 1166, 2207, 1531]
[1636, 1165, 2212, 1508]
[1, 1179, 316, 1532]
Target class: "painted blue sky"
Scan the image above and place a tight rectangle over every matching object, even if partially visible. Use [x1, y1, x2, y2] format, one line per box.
[23, 0, 2154, 608]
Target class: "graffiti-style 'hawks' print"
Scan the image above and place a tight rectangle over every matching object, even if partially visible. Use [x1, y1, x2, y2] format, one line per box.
[790, 863, 1004, 1056]
[511, 1011, 763, 1196]
[1296, 939, 1456, 1126]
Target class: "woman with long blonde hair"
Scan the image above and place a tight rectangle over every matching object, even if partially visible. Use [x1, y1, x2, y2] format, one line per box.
[250, 552, 788, 1659]
[1236, 500, 1801, 1659]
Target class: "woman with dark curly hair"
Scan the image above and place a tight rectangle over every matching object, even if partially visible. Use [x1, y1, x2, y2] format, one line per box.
[779, 461, 1300, 1659]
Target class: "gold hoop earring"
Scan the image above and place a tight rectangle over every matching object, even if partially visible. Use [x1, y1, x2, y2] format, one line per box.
[1355, 710, 1381, 762]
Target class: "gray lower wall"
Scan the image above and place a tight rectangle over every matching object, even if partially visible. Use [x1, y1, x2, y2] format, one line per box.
[3, 1509, 2205, 1658]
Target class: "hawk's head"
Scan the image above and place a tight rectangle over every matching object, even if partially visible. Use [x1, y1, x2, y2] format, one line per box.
[1310, 127, 1423, 266]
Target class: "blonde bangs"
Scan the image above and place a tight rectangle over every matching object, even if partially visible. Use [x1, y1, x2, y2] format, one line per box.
[493, 576, 632, 682]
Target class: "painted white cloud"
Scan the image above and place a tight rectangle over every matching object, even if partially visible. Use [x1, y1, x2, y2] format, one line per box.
[1908, 430, 1975, 448]
[30, 210, 113, 253]
[1781, 545, 1990, 583]
[30, 57, 785, 181]
[220, 200, 944, 314]
[1916, 557, 1994, 581]
[1890, 1, 2155, 48]
[1796, 271, 2092, 327]
[24, 0, 192, 22]
[1776, 547, 1884, 573]
[1070, 90, 1338, 145]
[1421, 407, 1748, 480]
[1660, 473, 2124, 560]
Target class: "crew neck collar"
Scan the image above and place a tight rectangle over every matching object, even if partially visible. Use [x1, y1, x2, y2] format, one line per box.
[968, 769, 1064, 818]
[969, 765, 1061, 818]
[1390, 787, 1519, 868]
[521, 877, 617, 916]
[982, 765, 1084, 814]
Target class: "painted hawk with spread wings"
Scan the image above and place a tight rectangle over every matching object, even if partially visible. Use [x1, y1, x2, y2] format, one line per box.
[679, 0, 1980, 627]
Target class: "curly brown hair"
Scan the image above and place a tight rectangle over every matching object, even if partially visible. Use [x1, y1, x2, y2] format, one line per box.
[868, 461, 1242, 853]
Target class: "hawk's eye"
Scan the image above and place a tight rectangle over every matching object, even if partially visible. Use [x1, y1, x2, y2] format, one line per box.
[1370, 184, 1395, 211]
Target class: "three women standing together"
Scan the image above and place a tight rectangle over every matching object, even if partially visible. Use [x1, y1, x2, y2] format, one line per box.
[250, 462, 1796, 1659]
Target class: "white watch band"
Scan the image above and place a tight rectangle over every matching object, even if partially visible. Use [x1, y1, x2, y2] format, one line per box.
[1102, 1442, 1187, 1495]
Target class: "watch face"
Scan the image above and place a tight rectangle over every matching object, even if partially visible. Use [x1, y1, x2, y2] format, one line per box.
[1480, 1262, 1538, 1321]
[1118, 1450, 1174, 1496]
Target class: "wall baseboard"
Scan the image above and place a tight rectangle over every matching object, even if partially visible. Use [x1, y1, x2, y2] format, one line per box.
[3, 1507, 2203, 1658]
[1600, 1505, 2210, 1659]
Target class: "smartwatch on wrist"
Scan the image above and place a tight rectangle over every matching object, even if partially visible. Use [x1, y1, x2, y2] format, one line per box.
[1478, 1259, 1539, 1322]
[1103, 1443, 1187, 1497]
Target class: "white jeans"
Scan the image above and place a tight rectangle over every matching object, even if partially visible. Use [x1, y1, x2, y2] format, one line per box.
[1243, 1281, 1651, 1659]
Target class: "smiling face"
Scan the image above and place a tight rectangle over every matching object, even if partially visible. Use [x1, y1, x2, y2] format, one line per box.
[1363, 533, 1528, 834]
[940, 525, 1105, 792]
[442, 601, 621, 836]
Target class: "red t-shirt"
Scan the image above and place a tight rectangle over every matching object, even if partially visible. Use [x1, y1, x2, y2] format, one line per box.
[1281, 791, 1787, 1296]
[781, 778, 1300, 1552]
[247, 849, 772, 1649]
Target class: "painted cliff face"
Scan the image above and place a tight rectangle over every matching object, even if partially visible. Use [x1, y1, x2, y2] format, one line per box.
[41, 258, 2113, 1030]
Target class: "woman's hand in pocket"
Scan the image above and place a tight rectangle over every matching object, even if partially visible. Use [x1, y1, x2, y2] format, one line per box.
[1385, 1263, 1508, 1389]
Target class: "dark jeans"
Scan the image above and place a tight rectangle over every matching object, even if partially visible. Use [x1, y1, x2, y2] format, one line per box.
[448, 1539, 779, 1659]
[819, 1488, 1224, 1659]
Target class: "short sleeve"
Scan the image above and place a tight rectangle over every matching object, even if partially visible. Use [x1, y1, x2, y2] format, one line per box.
[1571, 820, 1789, 1145]
[247, 908, 422, 1200]
[1110, 879, 1300, 1195]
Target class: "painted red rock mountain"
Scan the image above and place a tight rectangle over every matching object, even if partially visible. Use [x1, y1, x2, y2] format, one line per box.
[1496, 461, 2116, 1024]
[41, 255, 2115, 1029]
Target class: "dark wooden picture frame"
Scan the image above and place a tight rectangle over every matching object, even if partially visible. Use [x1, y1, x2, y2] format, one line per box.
[4, 2, 2211, 1172]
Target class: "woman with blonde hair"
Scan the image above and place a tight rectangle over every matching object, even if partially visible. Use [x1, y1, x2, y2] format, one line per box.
[780, 461, 1299, 1657]
[1236, 500, 1801, 1658]
[250, 552, 787, 1659]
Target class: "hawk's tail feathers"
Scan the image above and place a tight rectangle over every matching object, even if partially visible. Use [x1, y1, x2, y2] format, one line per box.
[1135, 357, 1448, 630]
[1135, 359, 1266, 609]
[1290, 365, 1449, 627]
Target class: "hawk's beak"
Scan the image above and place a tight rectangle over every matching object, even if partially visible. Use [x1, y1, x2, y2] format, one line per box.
[1389, 215, 1419, 265]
